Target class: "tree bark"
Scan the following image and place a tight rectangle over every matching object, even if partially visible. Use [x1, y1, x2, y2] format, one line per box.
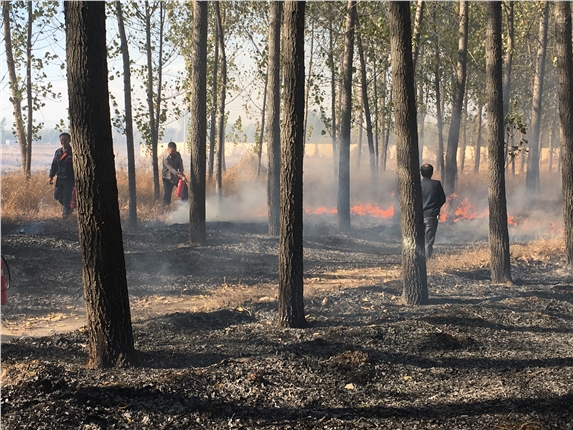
[208, 22, 219, 181]
[3, 2, 28, 175]
[215, 2, 226, 200]
[278, 0, 307, 329]
[444, 0, 468, 196]
[474, 101, 483, 173]
[502, 1, 514, 119]
[337, 0, 357, 232]
[329, 23, 338, 178]
[485, 1, 512, 285]
[145, 2, 160, 201]
[25, 1, 32, 176]
[555, 0, 573, 266]
[412, 0, 425, 72]
[64, 1, 134, 368]
[188, 0, 207, 245]
[388, 1, 428, 305]
[266, 1, 282, 237]
[115, 1, 137, 228]
[434, 31, 444, 179]
[525, 0, 549, 198]
[357, 31, 377, 199]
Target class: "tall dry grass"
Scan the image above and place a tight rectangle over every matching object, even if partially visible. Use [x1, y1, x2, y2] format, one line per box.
[1, 156, 259, 223]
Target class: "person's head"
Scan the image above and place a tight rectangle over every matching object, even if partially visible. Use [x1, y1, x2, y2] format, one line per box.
[59, 132, 71, 149]
[167, 141, 177, 156]
[420, 163, 434, 178]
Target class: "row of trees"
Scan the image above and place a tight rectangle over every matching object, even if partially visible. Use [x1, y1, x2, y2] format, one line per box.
[6, 1, 573, 368]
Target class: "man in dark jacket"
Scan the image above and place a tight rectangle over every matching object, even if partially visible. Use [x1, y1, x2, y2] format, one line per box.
[162, 141, 188, 206]
[48, 132, 75, 219]
[421, 163, 446, 258]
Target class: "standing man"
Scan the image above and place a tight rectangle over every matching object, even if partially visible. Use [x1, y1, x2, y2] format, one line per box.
[162, 141, 188, 206]
[49, 132, 75, 218]
[421, 163, 446, 258]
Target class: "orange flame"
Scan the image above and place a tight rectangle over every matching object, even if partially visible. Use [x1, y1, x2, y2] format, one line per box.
[351, 204, 394, 218]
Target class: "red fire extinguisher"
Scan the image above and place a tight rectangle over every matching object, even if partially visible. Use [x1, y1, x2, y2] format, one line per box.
[70, 186, 77, 209]
[1, 255, 10, 305]
[176, 179, 185, 198]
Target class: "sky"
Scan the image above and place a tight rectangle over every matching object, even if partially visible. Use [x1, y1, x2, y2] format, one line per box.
[0, 4, 256, 146]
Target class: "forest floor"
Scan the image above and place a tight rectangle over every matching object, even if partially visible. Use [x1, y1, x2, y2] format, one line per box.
[1, 214, 573, 429]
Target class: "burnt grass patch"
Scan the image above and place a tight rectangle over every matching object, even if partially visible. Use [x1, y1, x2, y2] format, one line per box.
[1, 218, 573, 429]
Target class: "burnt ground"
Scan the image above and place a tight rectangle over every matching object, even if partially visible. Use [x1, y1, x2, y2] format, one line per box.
[1, 215, 573, 430]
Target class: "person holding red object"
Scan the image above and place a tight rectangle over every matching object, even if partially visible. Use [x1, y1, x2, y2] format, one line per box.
[162, 141, 188, 206]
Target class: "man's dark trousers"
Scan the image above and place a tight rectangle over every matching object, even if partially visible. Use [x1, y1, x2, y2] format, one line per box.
[424, 215, 439, 259]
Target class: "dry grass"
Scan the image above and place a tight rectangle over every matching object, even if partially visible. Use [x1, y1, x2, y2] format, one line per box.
[1, 157, 261, 223]
[430, 236, 566, 274]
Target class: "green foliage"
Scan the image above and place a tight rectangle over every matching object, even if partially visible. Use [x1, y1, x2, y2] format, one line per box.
[5, 1, 64, 141]
[505, 99, 528, 166]
[228, 116, 247, 146]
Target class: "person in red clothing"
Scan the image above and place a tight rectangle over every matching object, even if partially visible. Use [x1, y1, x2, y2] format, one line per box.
[420, 163, 446, 259]
[48, 133, 75, 219]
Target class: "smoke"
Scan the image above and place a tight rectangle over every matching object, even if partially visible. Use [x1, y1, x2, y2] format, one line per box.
[165, 180, 267, 225]
[163, 153, 565, 245]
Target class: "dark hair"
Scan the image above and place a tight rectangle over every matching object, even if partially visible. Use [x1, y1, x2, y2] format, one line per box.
[420, 163, 434, 178]
[59, 132, 71, 139]
[167, 141, 177, 149]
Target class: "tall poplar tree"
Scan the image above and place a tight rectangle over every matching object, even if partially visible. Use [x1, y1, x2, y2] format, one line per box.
[266, 1, 282, 236]
[388, 1, 428, 305]
[278, 1, 307, 329]
[188, 0, 208, 245]
[555, 1, 573, 267]
[64, 1, 134, 368]
[337, 0, 357, 232]
[485, 1, 512, 285]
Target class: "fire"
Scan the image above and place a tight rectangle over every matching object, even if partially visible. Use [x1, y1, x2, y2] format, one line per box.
[507, 215, 518, 226]
[351, 204, 394, 218]
[306, 207, 337, 215]
[305, 204, 394, 219]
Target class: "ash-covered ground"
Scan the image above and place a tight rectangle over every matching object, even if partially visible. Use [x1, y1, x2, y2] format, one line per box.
[1, 215, 573, 429]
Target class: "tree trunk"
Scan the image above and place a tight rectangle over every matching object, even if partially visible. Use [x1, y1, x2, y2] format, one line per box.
[64, 1, 134, 368]
[444, 0, 468, 196]
[278, 0, 307, 329]
[337, 0, 357, 233]
[412, 0, 425, 72]
[188, 0, 207, 245]
[256, 79, 267, 179]
[373, 61, 380, 169]
[525, 0, 549, 199]
[356, 107, 363, 169]
[460, 85, 468, 173]
[145, 2, 160, 202]
[208, 22, 219, 181]
[115, 1, 137, 228]
[388, 1, 428, 306]
[266, 1, 282, 237]
[474, 101, 483, 173]
[417, 79, 426, 165]
[434, 35, 444, 179]
[357, 31, 377, 198]
[485, 1, 512, 285]
[549, 119, 555, 173]
[303, 19, 314, 148]
[215, 2, 226, 200]
[3, 2, 28, 174]
[329, 23, 338, 178]
[555, 0, 573, 266]
[502, 1, 514, 119]
[25, 1, 32, 176]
